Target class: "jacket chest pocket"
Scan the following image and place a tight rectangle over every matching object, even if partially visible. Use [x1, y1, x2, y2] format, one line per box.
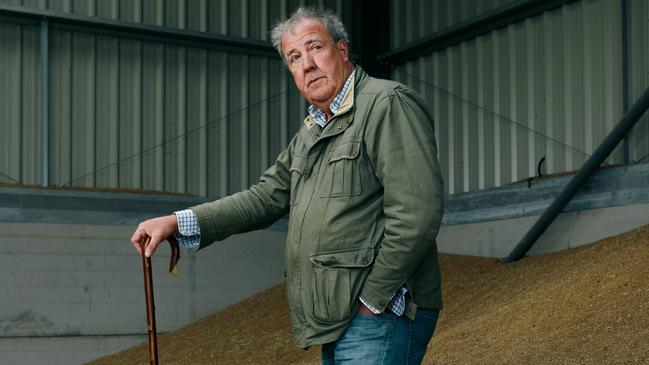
[319, 141, 362, 198]
[290, 155, 307, 205]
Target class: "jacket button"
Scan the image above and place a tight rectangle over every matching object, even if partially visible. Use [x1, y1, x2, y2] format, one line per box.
[336, 124, 342, 129]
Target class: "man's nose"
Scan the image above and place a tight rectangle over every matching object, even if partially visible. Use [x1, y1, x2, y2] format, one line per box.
[301, 53, 316, 71]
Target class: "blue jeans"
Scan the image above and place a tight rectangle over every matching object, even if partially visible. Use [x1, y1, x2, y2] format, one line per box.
[321, 308, 439, 365]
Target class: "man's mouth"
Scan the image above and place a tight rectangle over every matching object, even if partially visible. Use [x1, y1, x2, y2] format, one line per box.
[308, 77, 325, 87]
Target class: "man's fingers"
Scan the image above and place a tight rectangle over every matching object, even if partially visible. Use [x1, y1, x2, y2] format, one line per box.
[130, 232, 161, 258]
[130, 215, 179, 257]
[130, 228, 148, 255]
[131, 241, 143, 256]
[144, 235, 164, 258]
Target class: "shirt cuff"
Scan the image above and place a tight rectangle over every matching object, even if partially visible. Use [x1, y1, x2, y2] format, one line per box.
[360, 286, 409, 316]
[359, 297, 383, 315]
[173, 209, 201, 249]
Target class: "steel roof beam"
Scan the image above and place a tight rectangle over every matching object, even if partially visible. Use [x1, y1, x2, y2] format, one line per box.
[378, 0, 580, 66]
[0, 4, 278, 58]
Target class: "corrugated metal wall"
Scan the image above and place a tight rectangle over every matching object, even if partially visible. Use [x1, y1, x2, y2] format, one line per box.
[390, 0, 648, 195]
[627, 0, 649, 164]
[390, 0, 518, 48]
[0, 21, 41, 185]
[2, 0, 648, 196]
[0, 0, 351, 196]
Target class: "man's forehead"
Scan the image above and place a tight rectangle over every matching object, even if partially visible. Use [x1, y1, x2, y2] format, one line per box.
[283, 19, 332, 46]
[288, 18, 326, 33]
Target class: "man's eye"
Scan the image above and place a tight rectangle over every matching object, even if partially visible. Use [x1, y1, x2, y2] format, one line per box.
[289, 55, 300, 64]
[312, 44, 322, 50]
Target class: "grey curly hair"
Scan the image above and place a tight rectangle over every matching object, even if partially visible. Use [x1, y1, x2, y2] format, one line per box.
[270, 7, 350, 62]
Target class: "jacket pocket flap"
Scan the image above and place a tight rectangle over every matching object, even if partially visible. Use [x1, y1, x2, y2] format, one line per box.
[328, 141, 361, 163]
[309, 247, 374, 268]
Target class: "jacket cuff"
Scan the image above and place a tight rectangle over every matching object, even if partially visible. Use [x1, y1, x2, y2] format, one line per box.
[190, 203, 220, 249]
[359, 284, 392, 313]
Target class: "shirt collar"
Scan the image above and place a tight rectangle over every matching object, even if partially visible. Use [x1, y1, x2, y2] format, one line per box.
[308, 70, 356, 128]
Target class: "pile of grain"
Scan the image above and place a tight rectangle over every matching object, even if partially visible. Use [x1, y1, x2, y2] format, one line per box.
[89, 224, 649, 364]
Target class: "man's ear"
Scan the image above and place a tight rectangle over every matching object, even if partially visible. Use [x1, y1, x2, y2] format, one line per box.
[337, 40, 350, 61]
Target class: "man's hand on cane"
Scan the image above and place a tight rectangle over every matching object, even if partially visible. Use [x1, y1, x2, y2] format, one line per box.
[130, 214, 179, 257]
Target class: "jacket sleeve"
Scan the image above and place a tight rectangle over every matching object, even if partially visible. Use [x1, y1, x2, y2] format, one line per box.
[189, 138, 295, 248]
[359, 86, 444, 312]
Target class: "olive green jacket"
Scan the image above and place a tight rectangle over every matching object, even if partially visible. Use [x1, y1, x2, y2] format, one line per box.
[191, 67, 444, 348]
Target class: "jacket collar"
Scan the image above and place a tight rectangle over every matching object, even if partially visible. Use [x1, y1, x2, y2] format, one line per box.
[300, 66, 370, 150]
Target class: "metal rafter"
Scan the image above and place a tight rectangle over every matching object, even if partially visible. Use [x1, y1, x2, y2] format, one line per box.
[0, 4, 278, 58]
[377, 0, 580, 66]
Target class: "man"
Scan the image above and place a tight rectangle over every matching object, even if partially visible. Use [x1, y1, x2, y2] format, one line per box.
[131, 7, 444, 364]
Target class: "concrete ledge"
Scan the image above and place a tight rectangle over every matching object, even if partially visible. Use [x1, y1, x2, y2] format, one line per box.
[438, 202, 649, 257]
[0, 187, 209, 225]
[0, 186, 289, 230]
[438, 163, 649, 257]
[3, 163, 648, 231]
[443, 163, 649, 225]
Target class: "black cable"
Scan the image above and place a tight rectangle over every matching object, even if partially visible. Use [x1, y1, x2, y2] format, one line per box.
[537, 156, 546, 178]
[56, 87, 294, 188]
[55, 68, 610, 188]
[0, 171, 19, 183]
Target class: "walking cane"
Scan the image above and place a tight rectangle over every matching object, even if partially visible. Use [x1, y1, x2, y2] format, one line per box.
[141, 235, 180, 365]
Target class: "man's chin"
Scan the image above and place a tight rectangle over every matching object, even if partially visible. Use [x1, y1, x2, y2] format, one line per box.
[305, 89, 334, 105]
[306, 97, 331, 108]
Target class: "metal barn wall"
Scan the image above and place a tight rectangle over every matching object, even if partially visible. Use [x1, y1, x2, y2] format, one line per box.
[389, 0, 643, 195]
[0, 0, 352, 196]
[627, 0, 649, 165]
[390, 0, 518, 48]
[0, 21, 41, 185]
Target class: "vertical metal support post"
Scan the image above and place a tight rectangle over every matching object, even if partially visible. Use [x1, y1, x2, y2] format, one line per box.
[621, 0, 630, 164]
[40, 17, 49, 186]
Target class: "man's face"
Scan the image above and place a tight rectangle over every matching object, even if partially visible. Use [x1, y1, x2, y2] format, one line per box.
[281, 19, 352, 113]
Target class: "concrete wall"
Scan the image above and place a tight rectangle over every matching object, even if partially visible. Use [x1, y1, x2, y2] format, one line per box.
[438, 202, 649, 257]
[4, 208, 647, 364]
[2, 163, 649, 363]
[0, 189, 287, 365]
[439, 162, 649, 257]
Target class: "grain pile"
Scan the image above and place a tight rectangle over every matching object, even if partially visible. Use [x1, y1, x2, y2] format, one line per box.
[89, 224, 649, 364]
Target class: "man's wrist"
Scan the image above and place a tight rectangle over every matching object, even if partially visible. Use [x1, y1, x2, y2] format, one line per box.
[173, 209, 201, 249]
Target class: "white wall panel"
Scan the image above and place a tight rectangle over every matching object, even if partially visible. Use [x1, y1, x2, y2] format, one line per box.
[71, 32, 95, 187]
[18, 27, 39, 183]
[0, 23, 24, 185]
[50, 29, 72, 185]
